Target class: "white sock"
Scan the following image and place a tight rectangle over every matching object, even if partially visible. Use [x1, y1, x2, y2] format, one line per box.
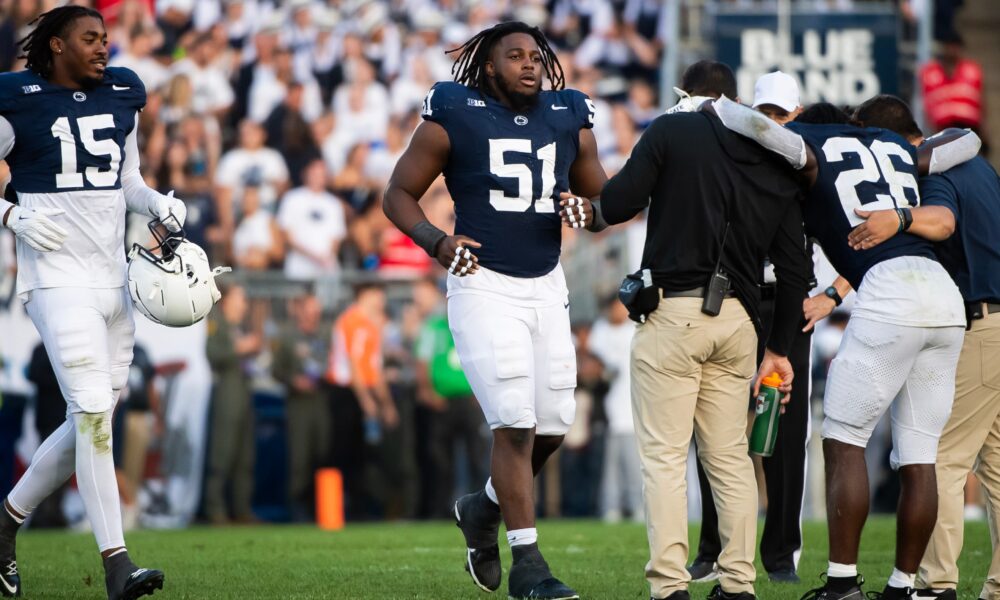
[887, 568, 915, 589]
[506, 528, 537, 547]
[7, 418, 77, 517]
[73, 411, 125, 552]
[827, 562, 858, 578]
[484, 478, 499, 505]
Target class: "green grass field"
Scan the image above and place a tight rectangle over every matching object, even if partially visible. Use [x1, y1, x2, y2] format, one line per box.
[13, 517, 992, 599]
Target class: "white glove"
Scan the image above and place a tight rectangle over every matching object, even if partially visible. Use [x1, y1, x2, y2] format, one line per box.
[154, 191, 187, 233]
[5, 205, 69, 252]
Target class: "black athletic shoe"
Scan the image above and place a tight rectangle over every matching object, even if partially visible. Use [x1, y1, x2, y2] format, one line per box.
[455, 491, 503, 593]
[507, 544, 578, 600]
[105, 553, 164, 600]
[706, 584, 755, 600]
[107, 567, 164, 600]
[865, 586, 912, 600]
[768, 569, 801, 584]
[686, 560, 719, 583]
[799, 575, 866, 600]
[912, 590, 957, 600]
[0, 555, 19, 598]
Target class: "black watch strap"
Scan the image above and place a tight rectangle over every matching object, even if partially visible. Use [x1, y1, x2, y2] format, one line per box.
[824, 286, 843, 307]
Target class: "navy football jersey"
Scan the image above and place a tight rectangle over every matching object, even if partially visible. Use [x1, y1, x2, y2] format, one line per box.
[787, 123, 938, 289]
[421, 81, 594, 278]
[0, 67, 145, 194]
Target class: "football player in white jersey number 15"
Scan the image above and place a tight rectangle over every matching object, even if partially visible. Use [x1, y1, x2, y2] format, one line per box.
[0, 6, 186, 599]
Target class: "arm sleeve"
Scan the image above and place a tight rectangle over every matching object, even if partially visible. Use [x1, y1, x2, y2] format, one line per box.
[121, 112, 166, 217]
[765, 200, 812, 355]
[713, 96, 808, 169]
[601, 115, 668, 224]
[928, 131, 982, 174]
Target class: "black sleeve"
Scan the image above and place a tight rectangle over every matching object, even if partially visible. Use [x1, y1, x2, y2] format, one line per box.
[765, 199, 812, 355]
[601, 115, 668, 224]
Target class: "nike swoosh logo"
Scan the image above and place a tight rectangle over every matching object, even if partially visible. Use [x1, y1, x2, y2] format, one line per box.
[112, 85, 130, 91]
[564, 302, 570, 309]
[551, 105, 568, 111]
[0, 574, 17, 594]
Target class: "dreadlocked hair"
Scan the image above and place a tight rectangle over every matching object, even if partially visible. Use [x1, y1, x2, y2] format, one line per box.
[18, 5, 104, 79]
[446, 21, 565, 93]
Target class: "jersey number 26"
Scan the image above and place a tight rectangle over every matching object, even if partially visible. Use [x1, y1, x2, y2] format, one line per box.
[823, 137, 919, 227]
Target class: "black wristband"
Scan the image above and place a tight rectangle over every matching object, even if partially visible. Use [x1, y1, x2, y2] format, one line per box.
[589, 198, 609, 232]
[410, 220, 448, 257]
[900, 207, 913, 231]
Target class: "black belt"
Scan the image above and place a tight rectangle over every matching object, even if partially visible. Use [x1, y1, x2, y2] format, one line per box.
[968, 301, 1000, 321]
[660, 287, 736, 299]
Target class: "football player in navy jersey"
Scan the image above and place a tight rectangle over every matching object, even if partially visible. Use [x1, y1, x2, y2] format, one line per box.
[712, 97, 980, 600]
[0, 6, 182, 599]
[384, 21, 608, 600]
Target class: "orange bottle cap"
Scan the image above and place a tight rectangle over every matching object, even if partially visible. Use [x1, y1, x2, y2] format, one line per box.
[762, 372, 783, 388]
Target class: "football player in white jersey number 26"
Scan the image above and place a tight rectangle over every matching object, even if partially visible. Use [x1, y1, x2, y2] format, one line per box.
[0, 7, 189, 599]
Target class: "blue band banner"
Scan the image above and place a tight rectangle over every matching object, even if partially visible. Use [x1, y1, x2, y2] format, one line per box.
[715, 9, 900, 107]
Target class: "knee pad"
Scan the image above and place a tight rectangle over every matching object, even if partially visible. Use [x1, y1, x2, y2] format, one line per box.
[535, 389, 575, 436]
[890, 426, 940, 470]
[821, 416, 873, 449]
[70, 389, 115, 414]
[493, 385, 535, 429]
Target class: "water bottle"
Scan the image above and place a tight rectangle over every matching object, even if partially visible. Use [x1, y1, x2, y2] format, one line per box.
[749, 372, 783, 457]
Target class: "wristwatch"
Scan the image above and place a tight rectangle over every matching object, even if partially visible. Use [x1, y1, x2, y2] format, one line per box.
[824, 286, 843, 307]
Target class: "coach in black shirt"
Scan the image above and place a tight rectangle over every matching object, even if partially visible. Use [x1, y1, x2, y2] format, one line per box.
[601, 61, 812, 600]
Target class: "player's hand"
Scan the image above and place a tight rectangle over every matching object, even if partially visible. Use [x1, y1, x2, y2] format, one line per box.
[155, 190, 187, 232]
[848, 208, 900, 250]
[436, 236, 481, 277]
[559, 192, 593, 229]
[754, 349, 793, 410]
[802, 293, 837, 333]
[6, 205, 68, 252]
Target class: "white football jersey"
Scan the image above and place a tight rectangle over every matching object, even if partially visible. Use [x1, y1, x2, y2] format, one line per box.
[0, 67, 147, 295]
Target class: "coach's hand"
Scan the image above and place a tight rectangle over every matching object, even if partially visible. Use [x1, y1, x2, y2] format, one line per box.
[5, 205, 68, 252]
[755, 349, 794, 410]
[802, 293, 837, 333]
[848, 208, 900, 250]
[559, 192, 593, 229]
[436, 235, 481, 277]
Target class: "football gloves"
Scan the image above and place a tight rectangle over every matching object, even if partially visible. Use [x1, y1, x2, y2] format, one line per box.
[154, 191, 187, 233]
[5, 205, 69, 252]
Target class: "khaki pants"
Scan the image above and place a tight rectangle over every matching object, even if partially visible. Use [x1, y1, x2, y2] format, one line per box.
[122, 411, 151, 496]
[631, 297, 758, 598]
[918, 309, 1000, 599]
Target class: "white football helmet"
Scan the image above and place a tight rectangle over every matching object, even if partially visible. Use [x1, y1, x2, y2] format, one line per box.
[127, 217, 232, 327]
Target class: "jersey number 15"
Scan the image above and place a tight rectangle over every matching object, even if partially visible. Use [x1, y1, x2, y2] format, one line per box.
[51, 114, 121, 189]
